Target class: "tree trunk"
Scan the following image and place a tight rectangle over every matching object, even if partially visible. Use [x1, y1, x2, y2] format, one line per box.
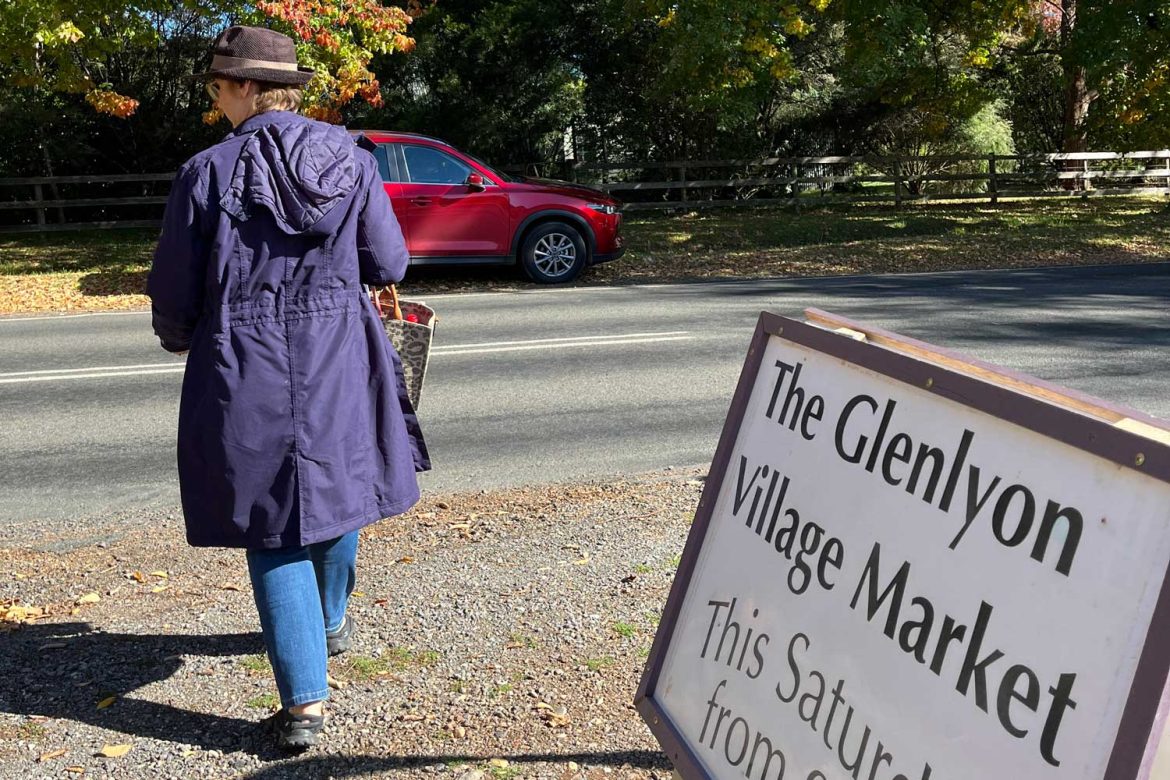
[1059, 0, 1092, 155]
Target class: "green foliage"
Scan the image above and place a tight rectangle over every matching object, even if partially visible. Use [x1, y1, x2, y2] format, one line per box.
[865, 101, 1016, 195]
[998, 37, 1064, 153]
[2, 0, 1166, 180]
[361, 0, 586, 163]
[1073, 0, 1170, 149]
[830, 0, 1031, 149]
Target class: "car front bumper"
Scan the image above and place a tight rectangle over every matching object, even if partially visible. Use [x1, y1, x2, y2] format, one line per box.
[592, 247, 626, 265]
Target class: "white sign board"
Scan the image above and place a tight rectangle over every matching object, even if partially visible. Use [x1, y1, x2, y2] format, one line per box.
[638, 311, 1170, 780]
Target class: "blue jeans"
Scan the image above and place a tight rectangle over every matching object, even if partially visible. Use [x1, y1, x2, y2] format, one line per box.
[246, 531, 359, 708]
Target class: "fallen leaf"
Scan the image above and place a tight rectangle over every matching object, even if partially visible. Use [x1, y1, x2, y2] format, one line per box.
[76, 593, 100, 605]
[98, 744, 132, 758]
[540, 705, 570, 727]
[327, 674, 345, 690]
[351, 591, 364, 598]
[96, 696, 116, 709]
[489, 759, 510, 769]
[2, 602, 44, 623]
[220, 584, 241, 592]
[129, 571, 146, 583]
[38, 749, 67, 762]
[149, 571, 168, 579]
[573, 553, 591, 565]
[38, 642, 66, 650]
[180, 749, 196, 757]
[64, 766, 85, 774]
[151, 585, 168, 593]
[396, 556, 414, 564]
[436, 501, 451, 510]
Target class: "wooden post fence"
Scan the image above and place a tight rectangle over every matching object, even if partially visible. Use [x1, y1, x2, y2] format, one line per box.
[988, 153, 998, 205]
[2, 151, 1168, 231]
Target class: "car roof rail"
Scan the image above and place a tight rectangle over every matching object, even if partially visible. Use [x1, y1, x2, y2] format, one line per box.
[349, 129, 454, 148]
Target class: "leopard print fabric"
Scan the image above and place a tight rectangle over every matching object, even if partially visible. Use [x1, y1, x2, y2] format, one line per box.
[383, 300, 435, 409]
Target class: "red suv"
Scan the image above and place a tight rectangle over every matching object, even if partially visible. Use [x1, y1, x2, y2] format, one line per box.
[354, 131, 624, 283]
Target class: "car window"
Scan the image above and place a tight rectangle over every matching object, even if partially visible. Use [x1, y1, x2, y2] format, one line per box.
[371, 144, 393, 182]
[402, 145, 471, 185]
[460, 151, 511, 183]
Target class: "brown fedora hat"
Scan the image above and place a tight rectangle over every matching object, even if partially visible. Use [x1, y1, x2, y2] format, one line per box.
[191, 26, 314, 86]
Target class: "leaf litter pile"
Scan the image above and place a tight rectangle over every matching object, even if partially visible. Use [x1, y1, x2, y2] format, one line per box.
[2, 199, 1167, 316]
[0, 470, 707, 779]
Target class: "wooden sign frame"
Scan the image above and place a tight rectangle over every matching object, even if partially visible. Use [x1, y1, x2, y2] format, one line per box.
[635, 309, 1170, 780]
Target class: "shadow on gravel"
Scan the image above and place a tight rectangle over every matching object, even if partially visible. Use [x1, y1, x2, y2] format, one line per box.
[242, 750, 673, 778]
[0, 621, 286, 757]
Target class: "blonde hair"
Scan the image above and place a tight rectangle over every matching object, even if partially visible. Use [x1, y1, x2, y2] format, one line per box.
[253, 82, 303, 114]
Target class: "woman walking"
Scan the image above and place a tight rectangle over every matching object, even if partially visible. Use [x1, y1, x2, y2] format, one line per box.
[147, 25, 430, 749]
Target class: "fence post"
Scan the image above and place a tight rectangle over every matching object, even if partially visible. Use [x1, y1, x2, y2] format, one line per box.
[33, 183, 46, 227]
[1082, 159, 1092, 193]
[894, 165, 903, 208]
[1164, 154, 1169, 197]
[677, 163, 688, 206]
[793, 161, 802, 215]
[988, 154, 998, 205]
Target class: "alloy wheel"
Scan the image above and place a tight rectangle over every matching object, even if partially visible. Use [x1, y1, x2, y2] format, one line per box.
[533, 233, 578, 278]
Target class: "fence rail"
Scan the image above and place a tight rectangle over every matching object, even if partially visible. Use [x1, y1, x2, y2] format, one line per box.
[3, 151, 1168, 233]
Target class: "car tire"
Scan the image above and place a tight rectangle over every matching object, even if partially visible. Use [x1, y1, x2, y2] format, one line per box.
[519, 221, 588, 284]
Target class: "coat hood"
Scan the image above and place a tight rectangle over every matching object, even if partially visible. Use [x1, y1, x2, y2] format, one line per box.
[220, 112, 360, 235]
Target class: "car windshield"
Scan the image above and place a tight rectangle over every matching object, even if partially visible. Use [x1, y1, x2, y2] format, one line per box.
[461, 151, 513, 183]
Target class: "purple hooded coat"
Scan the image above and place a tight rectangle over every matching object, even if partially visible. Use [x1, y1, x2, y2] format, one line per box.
[148, 110, 430, 551]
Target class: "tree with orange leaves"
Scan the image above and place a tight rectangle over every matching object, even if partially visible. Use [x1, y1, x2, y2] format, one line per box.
[0, 1, 420, 123]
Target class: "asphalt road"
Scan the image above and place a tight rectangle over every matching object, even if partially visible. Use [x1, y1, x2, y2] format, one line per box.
[2, 262, 1168, 531]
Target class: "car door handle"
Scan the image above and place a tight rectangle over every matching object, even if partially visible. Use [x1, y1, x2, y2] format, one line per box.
[411, 197, 432, 207]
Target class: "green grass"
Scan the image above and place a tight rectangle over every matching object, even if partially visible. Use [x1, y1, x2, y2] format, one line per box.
[507, 632, 539, 649]
[246, 692, 280, 711]
[3, 198, 1167, 315]
[633, 563, 653, 574]
[0, 228, 157, 276]
[17, 722, 46, 741]
[584, 656, 615, 672]
[342, 647, 441, 680]
[613, 621, 637, 638]
[415, 650, 442, 667]
[345, 655, 394, 679]
[594, 197, 1170, 285]
[239, 654, 272, 674]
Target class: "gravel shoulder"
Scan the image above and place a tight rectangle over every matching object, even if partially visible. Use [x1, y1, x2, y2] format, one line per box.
[0, 469, 707, 780]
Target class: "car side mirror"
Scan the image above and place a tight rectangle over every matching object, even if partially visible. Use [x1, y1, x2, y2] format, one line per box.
[466, 173, 486, 192]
